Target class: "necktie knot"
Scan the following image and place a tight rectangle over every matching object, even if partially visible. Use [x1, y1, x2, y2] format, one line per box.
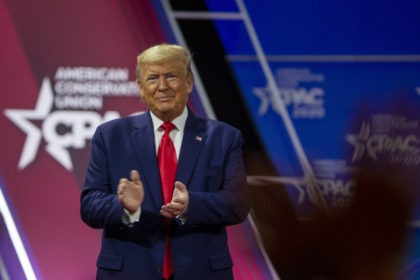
[161, 122, 176, 134]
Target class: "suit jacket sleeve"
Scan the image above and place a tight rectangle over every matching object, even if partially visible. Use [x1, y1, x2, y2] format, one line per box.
[80, 124, 125, 229]
[184, 125, 250, 226]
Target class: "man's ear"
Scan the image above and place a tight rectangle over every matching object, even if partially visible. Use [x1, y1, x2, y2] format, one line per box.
[186, 73, 194, 93]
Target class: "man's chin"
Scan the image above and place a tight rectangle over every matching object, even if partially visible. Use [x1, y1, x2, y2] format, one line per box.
[152, 106, 178, 120]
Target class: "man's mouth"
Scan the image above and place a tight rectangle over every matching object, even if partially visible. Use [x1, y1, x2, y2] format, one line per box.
[156, 96, 174, 102]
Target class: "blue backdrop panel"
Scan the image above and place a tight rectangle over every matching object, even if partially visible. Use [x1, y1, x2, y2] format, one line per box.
[205, 0, 420, 278]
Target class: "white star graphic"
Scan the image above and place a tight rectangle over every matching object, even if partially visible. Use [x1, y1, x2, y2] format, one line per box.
[345, 122, 371, 162]
[4, 78, 53, 169]
[253, 87, 270, 116]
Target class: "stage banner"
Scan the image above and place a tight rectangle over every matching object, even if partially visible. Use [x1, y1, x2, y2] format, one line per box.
[204, 0, 420, 279]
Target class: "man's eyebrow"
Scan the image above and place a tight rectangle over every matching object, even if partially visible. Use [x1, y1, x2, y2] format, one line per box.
[144, 73, 159, 79]
[147, 71, 177, 76]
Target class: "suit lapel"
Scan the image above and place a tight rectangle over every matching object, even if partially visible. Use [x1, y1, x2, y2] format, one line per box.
[130, 112, 163, 209]
[176, 112, 206, 186]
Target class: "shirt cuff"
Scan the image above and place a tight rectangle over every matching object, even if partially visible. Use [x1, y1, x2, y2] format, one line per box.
[122, 208, 141, 226]
[176, 210, 188, 225]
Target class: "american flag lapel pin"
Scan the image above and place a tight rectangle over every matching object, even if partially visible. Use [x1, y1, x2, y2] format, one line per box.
[195, 135, 202, 142]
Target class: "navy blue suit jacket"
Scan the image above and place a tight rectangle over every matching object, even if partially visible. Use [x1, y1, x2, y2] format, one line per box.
[81, 109, 250, 280]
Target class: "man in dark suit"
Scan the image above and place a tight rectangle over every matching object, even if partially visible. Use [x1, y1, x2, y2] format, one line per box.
[80, 43, 250, 280]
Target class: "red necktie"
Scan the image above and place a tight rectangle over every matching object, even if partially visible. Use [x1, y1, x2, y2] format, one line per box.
[157, 122, 177, 279]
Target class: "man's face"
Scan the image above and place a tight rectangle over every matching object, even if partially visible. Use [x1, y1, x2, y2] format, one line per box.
[138, 60, 193, 121]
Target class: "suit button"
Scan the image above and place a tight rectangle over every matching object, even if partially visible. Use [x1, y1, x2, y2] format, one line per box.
[156, 265, 162, 273]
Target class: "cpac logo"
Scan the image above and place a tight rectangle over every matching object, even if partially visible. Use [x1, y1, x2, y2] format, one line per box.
[253, 86, 325, 118]
[4, 78, 121, 171]
[346, 122, 420, 164]
[317, 179, 354, 197]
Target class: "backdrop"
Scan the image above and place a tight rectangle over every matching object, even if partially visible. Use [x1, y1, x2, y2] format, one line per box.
[1, 0, 419, 279]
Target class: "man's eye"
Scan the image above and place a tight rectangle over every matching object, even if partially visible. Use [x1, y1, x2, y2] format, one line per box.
[166, 75, 177, 81]
[147, 77, 158, 83]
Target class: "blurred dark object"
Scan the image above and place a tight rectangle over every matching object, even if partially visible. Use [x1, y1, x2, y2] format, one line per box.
[249, 161, 417, 280]
[249, 181, 299, 279]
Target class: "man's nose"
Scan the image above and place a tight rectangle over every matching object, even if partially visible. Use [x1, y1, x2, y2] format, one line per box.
[158, 76, 168, 90]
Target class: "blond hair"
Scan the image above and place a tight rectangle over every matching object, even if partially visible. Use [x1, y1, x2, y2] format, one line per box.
[136, 43, 192, 82]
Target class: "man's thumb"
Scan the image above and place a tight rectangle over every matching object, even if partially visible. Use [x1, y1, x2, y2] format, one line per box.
[130, 170, 140, 184]
[174, 181, 186, 191]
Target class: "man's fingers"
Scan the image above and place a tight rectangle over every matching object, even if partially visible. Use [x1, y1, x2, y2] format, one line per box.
[117, 180, 126, 195]
[130, 170, 140, 185]
[161, 205, 182, 218]
[160, 209, 172, 218]
[163, 203, 183, 211]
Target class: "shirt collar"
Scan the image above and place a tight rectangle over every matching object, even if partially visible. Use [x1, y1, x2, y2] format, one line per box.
[150, 106, 188, 132]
